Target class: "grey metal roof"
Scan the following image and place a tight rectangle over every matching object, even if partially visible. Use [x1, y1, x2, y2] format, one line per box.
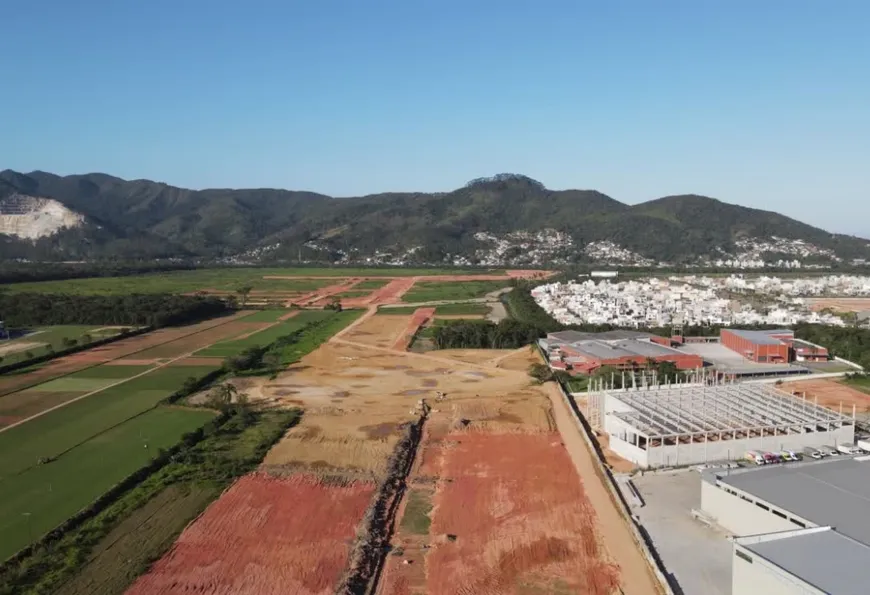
[720, 458, 870, 545]
[742, 529, 870, 595]
[611, 339, 684, 358]
[725, 328, 793, 345]
[547, 330, 655, 343]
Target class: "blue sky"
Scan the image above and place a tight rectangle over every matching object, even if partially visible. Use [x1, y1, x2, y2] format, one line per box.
[2, 1, 868, 235]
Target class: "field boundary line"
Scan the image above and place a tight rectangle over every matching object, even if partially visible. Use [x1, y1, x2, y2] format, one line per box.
[0, 331, 229, 435]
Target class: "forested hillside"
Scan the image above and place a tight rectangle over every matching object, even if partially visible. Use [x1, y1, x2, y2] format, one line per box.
[2, 170, 868, 266]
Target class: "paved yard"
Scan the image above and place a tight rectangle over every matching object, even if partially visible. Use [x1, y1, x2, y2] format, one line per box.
[629, 470, 733, 595]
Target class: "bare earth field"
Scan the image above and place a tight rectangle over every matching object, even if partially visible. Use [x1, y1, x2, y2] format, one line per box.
[125, 473, 375, 595]
[783, 378, 870, 414]
[132, 303, 655, 594]
[807, 297, 870, 312]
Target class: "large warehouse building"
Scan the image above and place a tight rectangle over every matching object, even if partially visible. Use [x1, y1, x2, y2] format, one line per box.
[700, 457, 870, 595]
[540, 330, 703, 374]
[721, 329, 829, 363]
[586, 383, 855, 468]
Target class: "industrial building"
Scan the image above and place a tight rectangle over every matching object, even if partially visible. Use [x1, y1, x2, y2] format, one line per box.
[540, 330, 703, 374]
[586, 382, 855, 468]
[700, 457, 870, 595]
[721, 329, 829, 363]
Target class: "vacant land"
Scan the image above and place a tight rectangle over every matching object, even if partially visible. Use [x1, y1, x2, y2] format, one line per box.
[401, 280, 508, 303]
[343, 313, 416, 349]
[807, 297, 870, 313]
[0, 406, 215, 561]
[126, 473, 375, 595]
[783, 377, 870, 414]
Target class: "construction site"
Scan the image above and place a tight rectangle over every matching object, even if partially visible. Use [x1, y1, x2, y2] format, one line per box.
[585, 377, 857, 468]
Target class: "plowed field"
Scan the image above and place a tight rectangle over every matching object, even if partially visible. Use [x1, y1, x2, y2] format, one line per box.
[125, 473, 375, 595]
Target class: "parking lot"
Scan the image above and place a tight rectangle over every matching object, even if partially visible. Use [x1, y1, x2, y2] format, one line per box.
[627, 470, 733, 595]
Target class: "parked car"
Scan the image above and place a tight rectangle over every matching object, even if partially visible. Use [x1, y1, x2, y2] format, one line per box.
[779, 450, 797, 462]
[803, 447, 824, 459]
[857, 439, 870, 453]
[762, 451, 780, 464]
[745, 451, 766, 465]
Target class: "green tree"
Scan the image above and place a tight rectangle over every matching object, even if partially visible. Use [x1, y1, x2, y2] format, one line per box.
[528, 363, 554, 384]
[236, 285, 253, 308]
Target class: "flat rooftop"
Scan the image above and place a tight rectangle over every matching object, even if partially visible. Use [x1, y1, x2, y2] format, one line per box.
[740, 528, 870, 595]
[608, 383, 851, 440]
[718, 457, 870, 545]
[678, 342, 808, 375]
[724, 328, 793, 345]
[548, 330, 656, 343]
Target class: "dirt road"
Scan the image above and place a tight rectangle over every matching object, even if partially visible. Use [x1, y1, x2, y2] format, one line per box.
[545, 383, 662, 595]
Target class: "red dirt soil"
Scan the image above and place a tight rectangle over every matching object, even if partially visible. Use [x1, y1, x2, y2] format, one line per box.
[419, 432, 621, 595]
[784, 378, 870, 414]
[126, 473, 375, 595]
[391, 307, 436, 351]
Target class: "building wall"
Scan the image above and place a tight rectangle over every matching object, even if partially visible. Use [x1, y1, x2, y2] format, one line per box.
[643, 425, 854, 468]
[732, 546, 822, 595]
[700, 480, 803, 536]
[721, 330, 790, 363]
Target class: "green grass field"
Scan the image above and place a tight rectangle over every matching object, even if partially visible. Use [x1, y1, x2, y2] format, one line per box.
[399, 489, 433, 535]
[352, 279, 390, 290]
[0, 406, 215, 561]
[336, 290, 372, 298]
[401, 280, 508, 303]
[0, 409, 299, 594]
[5, 267, 505, 295]
[238, 310, 289, 323]
[194, 310, 334, 357]
[0, 325, 125, 367]
[268, 309, 363, 366]
[378, 303, 490, 316]
[0, 365, 218, 478]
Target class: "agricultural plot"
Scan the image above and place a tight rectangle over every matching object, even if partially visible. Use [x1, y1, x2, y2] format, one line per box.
[0, 325, 126, 367]
[131, 320, 270, 360]
[126, 473, 375, 595]
[342, 313, 415, 349]
[353, 279, 391, 290]
[378, 303, 490, 316]
[236, 309, 290, 323]
[5, 268, 509, 296]
[401, 280, 508, 303]
[0, 364, 219, 477]
[0, 406, 215, 561]
[194, 310, 333, 358]
[0, 313, 250, 397]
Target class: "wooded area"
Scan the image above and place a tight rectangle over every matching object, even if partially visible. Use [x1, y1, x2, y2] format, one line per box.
[0, 293, 231, 327]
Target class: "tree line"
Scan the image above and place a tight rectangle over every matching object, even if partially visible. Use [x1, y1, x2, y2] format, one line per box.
[432, 319, 545, 350]
[0, 293, 231, 327]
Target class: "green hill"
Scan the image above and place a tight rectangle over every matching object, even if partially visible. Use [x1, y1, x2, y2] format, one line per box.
[1, 170, 867, 266]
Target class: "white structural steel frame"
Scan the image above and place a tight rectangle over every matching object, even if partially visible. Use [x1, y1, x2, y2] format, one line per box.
[595, 384, 854, 445]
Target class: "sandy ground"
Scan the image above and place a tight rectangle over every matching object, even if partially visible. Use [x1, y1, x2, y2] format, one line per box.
[0, 341, 45, 356]
[807, 297, 870, 312]
[342, 314, 415, 350]
[782, 378, 870, 414]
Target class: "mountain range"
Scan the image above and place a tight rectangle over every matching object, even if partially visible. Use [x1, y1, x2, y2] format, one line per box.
[1, 170, 868, 267]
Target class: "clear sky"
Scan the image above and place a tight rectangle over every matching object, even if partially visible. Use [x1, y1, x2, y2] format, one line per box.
[2, 1, 868, 235]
